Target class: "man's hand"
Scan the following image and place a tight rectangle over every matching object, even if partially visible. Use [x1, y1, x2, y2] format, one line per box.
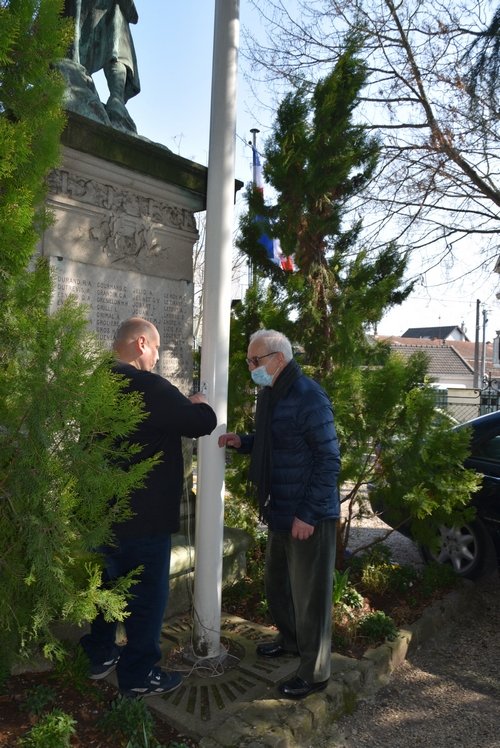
[218, 432, 241, 449]
[189, 392, 209, 405]
[291, 518, 315, 540]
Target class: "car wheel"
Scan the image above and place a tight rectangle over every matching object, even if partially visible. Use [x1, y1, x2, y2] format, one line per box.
[419, 519, 491, 580]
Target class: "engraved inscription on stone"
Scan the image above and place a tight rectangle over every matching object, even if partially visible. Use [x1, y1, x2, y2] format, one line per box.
[49, 257, 193, 389]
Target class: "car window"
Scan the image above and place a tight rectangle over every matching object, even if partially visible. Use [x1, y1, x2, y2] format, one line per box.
[472, 434, 500, 462]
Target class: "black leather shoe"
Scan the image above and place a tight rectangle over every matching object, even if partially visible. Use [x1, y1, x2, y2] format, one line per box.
[256, 642, 297, 658]
[278, 676, 329, 699]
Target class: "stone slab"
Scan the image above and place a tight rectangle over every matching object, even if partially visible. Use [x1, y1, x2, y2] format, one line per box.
[49, 256, 192, 389]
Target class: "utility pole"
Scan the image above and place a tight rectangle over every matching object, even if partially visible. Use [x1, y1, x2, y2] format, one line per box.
[481, 305, 489, 384]
[473, 299, 480, 389]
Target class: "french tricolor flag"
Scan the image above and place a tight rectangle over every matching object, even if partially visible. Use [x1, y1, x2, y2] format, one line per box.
[252, 146, 295, 271]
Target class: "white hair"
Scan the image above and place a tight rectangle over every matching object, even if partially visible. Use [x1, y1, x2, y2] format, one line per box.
[249, 329, 293, 363]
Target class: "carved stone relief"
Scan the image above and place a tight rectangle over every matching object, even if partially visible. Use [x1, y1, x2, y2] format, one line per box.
[46, 168, 197, 270]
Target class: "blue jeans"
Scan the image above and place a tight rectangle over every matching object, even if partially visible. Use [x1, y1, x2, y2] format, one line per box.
[80, 534, 171, 690]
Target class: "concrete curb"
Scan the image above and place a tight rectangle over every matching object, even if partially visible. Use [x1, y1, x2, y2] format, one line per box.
[190, 582, 472, 748]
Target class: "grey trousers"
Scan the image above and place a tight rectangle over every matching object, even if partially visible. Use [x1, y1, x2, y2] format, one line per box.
[265, 518, 337, 682]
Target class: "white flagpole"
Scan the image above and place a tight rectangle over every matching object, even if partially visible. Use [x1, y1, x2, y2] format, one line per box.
[192, 0, 240, 658]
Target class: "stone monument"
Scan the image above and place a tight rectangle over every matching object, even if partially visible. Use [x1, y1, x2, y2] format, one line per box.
[39, 7, 247, 615]
[42, 115, 204, 402]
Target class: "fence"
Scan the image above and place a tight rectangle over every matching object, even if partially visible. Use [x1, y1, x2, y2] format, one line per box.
[479, 375, 500, 417]
[446, 392, 481, 423]
[440, 384, 500, 423]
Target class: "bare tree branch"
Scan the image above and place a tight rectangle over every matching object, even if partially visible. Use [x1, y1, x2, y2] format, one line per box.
[243, 0, 500, 270]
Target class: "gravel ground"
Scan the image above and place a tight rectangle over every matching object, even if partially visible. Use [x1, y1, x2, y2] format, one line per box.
[344, 511, 424, 566]
[317, 515, 500, 748]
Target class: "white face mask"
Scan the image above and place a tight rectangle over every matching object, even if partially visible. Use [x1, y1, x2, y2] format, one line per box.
[251, 365, 274, 387]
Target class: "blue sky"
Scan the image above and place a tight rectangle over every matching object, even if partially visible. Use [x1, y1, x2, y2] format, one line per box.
[92, 1, 500, 343]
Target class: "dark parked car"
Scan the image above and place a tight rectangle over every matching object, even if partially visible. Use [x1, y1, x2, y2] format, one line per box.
[370, 409, 500, 579]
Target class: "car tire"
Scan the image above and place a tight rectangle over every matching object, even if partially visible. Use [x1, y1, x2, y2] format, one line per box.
[419, 518, 492, 580]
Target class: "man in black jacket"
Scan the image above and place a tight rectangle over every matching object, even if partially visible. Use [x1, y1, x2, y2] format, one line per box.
[80, 317, 217, 698]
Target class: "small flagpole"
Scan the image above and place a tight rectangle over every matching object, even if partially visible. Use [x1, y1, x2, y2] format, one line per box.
[250, 127, 260, 185]
[249, 127, 261, 288]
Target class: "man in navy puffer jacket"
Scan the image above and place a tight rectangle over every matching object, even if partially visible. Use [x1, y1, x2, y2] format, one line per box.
[219, 329, 340, 699]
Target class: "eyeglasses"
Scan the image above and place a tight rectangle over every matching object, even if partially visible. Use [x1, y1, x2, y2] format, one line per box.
[245, 352, 278, 367]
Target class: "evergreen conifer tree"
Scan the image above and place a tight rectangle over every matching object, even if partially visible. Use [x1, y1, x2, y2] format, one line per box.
[239, 36, 412, 375]
[0, 1, 158, 680]
[228, 37, 479, 559]
[0, 0, 70, 278]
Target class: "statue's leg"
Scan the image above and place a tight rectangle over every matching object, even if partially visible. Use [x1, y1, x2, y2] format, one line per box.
[103, 60, 137, 133]
[104, 60, 127, 103]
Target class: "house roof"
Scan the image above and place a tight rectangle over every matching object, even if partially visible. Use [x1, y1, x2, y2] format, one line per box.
[386, 342, 473, 377]
[377, 336, 500, 382]
[401, 325, 469, 341]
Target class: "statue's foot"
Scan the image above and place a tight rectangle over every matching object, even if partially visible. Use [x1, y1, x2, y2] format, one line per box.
[105, 96, 137, 134]
[54, 60, 111, 126]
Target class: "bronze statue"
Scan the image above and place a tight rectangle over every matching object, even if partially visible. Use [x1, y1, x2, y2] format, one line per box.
[62, 1, 140, 133]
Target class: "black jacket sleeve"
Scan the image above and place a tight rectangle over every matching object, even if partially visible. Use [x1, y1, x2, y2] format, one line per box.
[141, 372, 217, 438]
